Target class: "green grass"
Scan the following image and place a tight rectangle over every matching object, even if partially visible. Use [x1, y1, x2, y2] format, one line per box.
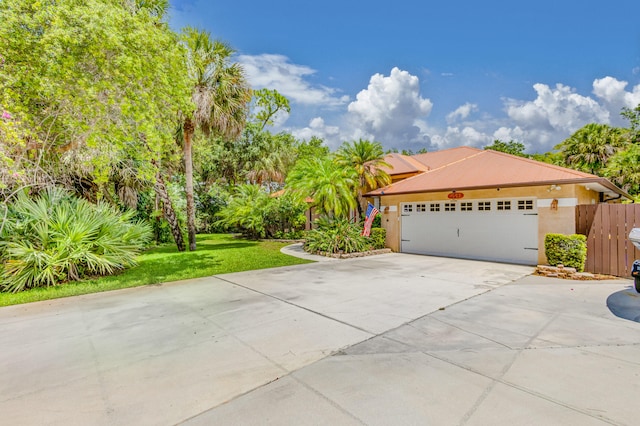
[0, 234, 312, 307]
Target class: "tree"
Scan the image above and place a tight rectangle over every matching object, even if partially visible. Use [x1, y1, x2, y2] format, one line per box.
[192, 90, 295, 190]
[335, 139, 390, 216]
[286, 156, 358, 219]
[0, 0, 190, 192]
[180, 27, 252, 251]
[0, 0, 191, 251]
[484, 140, 528, 157]
[296, 137, 330, 161]
[604, 144, 640, 196]
[555, 123, 625, 175]
[621, 104, 640, 144]
[253, 88, 291, 130]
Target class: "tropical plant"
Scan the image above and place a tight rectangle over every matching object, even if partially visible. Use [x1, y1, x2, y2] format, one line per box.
[286, 156, 358, 219]
[369, 228, 387, 249]
[195, 183, 229, 233]
[215, 184, 270, 238]
[304, 218, 370, 254]
[295, 136, 330, 161]
[215, 185, 307, 239]
[0, 188, 152, 293]
[180, 27, 252, 251]
[556, 123, 625, 175]
[604, 143, 640, 196]
[335, 139, 391, 216]
[263, 191, 307, 238]
[621, 104, 640, 143]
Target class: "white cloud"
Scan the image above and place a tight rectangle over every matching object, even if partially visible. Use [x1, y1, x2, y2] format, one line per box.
[291, 117, 342, 147]
[446, 103, 478, 123]
[592, 76, 640, 121]
[505, 83, 609, 133]
[480, 82, 612, 152]
[238, 54, 349, 107]
[268, 59, 637, 154]
[430, 126, 492, 150]
[346, 67, 433, 144]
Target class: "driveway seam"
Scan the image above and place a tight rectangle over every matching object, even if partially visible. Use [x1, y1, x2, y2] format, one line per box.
[213, 276, 376, 336]
[421, 348, 621, 426]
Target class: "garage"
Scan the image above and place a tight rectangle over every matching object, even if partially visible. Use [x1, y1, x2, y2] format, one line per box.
[400, 198, 539, 265]
[366, 147, 630, 265]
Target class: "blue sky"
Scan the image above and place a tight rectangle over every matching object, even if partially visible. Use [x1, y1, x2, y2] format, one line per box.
[169, 0, 640, 153]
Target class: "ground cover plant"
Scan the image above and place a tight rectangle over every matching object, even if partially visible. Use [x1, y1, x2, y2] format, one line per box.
[0, 188, 152, 293]
[0, 234, 312, 307]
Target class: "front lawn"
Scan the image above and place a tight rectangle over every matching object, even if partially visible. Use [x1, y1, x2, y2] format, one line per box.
[0, 234, 312, 307]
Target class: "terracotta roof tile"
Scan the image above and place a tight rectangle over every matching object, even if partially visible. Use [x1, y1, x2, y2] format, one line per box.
[381, 153, 428, 175]
[367, 148, 626, 197]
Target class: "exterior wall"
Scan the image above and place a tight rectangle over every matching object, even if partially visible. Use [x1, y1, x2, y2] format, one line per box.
[370, 183, 596, 264]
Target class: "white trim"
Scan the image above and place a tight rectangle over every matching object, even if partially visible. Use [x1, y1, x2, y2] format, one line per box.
[537, 198, 578, 208]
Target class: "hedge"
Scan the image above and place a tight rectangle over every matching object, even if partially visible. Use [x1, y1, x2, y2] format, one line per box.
[544, 233, 587, 272]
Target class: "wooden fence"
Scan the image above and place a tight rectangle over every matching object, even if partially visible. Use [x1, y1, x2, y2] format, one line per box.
[575, 204, 640, 276]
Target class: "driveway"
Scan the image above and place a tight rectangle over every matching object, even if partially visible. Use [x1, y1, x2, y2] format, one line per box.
[1, 253, 639, 425]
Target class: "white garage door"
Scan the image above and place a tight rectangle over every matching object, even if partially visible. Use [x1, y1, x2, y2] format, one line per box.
[400, 199, 538, 265]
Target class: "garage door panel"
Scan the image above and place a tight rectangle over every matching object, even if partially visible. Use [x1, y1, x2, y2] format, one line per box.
[400, 200, 538, 265]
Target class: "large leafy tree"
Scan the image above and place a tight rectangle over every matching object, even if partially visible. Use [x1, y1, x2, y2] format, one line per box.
[0, 0, 190, 191]
[555, 123, 625, 175]
[0, 0, 190, 251]
[335, 139, 390, 216]
[286, 156, 358, 219]
[180, 27, 251, 251]
[192, 89, 294, 190]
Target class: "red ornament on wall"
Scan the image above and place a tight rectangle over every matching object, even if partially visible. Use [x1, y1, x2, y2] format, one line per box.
[447, 192, 464, 199]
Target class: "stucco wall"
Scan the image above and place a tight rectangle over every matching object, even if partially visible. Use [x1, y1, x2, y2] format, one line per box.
[370, 183, 599, 264]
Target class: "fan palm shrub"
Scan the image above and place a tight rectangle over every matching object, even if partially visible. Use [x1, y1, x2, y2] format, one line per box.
[0, 187, 152, 293]
[304, 217, 370, 254]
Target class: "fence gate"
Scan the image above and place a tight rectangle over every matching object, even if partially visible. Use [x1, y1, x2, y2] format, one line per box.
[575, 204, 640, 276]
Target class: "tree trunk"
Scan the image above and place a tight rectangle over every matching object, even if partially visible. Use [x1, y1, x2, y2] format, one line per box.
[154, 170, 185, 252]
[183, 119, 197, 251]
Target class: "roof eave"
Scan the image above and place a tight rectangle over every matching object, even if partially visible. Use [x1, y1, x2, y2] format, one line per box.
[365, 177, 632, 200]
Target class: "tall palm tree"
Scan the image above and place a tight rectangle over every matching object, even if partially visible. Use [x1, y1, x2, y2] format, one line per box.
[286, 156, 358, 219]
[181, 27, 252, 250]
[335, 139, 391, 216]
[556, 123, 624, 175]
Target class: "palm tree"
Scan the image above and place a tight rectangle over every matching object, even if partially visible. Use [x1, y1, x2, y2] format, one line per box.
[335, 139, 391, 216]
[245, 129, 297, 186]
[604, 144, 640, 196]
[181, 27, 252, 250]
[556, 123, 624, 175]
[286, 156, 358, 219]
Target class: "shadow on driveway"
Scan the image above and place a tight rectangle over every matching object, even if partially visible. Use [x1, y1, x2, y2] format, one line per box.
[606, 287, 640, 322]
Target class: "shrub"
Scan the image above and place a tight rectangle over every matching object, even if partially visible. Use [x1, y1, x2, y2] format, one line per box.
[216, 185, 307, 239]
[304, 218, 369, 254]
[544, 233, 587, 271]
[370, 227, 386, 249]
[0, 187, 152, 293]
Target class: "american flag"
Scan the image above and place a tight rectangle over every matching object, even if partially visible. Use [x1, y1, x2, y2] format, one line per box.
[362, 203, 379, 237]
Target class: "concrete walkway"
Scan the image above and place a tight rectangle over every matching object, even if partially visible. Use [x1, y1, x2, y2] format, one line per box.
[1, 254, 639, 425]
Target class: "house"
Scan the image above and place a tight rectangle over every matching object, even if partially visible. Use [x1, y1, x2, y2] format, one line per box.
[365, 147, 630, 265]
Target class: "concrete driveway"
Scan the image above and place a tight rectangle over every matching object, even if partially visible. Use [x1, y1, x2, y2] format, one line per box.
[1, 253, 639, 425]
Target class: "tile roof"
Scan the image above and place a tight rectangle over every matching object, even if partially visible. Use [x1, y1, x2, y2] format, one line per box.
[367, 147, 628, 197]
[382, 153, 429, 175]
